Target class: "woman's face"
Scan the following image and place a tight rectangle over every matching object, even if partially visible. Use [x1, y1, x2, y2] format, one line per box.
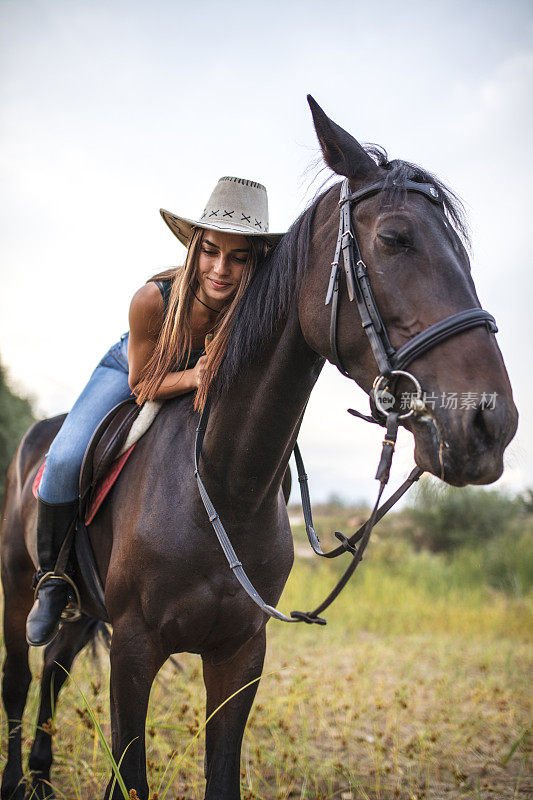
[196, 230, 250, 309]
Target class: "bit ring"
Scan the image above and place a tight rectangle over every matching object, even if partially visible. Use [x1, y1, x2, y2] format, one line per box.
[373, 370, 423, 419]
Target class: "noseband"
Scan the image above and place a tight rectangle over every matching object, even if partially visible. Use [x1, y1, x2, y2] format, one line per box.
[194, 178, 499, 625]
[327, 177, 497, 398]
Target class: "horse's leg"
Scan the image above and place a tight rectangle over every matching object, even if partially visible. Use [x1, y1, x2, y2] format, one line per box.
[1, 575, 33, 800]
[27, 615, 105, 799]
[202, 627, 266, 800]
[103, 622, 166, 800]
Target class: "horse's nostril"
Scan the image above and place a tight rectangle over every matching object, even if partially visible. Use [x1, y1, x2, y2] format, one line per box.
[472, 404, 501, 445]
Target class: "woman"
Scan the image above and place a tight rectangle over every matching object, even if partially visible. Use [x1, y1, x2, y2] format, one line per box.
[26, 176, 283, 647]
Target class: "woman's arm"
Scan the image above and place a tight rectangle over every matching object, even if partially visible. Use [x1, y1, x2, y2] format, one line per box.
[128, 283, 205, 399]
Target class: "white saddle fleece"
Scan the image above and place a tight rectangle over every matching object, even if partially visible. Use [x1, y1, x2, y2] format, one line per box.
[117, 400, 163, 457]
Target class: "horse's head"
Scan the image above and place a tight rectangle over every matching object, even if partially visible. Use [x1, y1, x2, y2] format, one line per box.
[299, 97, 518, 486]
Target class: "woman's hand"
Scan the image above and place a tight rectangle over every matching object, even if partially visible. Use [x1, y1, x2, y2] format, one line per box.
[191, 355, 208, 388]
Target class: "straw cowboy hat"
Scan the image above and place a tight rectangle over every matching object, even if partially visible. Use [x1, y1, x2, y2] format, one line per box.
[160, 176, 284, 247]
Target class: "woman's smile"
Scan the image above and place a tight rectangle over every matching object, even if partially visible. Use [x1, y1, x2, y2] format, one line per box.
[208, 276, 233, 289]
[196, 230, 250, 309]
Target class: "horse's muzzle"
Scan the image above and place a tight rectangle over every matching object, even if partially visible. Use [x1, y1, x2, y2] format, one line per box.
[410, 399, 518, 486]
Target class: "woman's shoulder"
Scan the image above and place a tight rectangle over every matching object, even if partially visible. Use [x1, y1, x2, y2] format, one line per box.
[130, 281, 164, 316]
[129, 267, 184, 335]
[129, 282, 165, 339]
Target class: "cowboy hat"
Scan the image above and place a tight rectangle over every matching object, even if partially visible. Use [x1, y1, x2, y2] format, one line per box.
[160, 176, 284, 247]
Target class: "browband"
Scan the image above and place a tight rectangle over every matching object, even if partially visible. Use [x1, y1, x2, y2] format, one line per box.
[340, 179, 443, 208]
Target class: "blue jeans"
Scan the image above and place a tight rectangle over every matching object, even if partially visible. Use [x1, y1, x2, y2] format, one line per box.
[38, 333, 134, 504]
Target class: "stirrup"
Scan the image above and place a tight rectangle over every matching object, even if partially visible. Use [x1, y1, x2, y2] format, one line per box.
[33, 571, 83, 623]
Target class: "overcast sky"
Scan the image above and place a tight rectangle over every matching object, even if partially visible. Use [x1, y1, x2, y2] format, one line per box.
[1, 0, 532, 502]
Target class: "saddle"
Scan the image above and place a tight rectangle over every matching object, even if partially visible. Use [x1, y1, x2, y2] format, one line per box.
[33, 399, 162, 622]
[79, 398, 141, 522]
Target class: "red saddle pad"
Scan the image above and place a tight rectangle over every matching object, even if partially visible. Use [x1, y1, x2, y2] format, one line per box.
[32, 444, 136, 525]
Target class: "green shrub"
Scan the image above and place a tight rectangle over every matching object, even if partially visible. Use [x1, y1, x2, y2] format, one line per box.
[477, 519, 533, 596]
[408, 478, 524, 553]
[0, 361, 35, 510]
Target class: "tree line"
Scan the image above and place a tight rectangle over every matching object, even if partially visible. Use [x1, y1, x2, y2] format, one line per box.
[0, 361, 36, 511]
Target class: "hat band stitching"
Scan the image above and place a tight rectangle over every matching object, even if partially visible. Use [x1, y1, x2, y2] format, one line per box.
[199, 211, 265, 230]
[164, 215, 274, 238]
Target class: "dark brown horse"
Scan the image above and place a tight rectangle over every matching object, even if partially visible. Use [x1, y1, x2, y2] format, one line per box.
[1, 97, 518, 800]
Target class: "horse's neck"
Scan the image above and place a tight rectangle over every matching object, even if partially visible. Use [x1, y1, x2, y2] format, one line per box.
[202, 304, 323, 507]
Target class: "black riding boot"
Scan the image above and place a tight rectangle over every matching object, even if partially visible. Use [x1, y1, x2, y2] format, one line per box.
[26, 497, 78, 647]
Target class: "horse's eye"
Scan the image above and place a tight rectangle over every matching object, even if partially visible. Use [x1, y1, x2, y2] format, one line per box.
[377, 232, 414, 250]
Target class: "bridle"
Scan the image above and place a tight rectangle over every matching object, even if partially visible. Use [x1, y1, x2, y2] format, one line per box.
[194, 177, 498, 625]
[327, 177, 497, 393]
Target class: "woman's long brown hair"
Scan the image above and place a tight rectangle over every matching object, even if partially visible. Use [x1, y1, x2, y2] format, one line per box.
[134, 227, 268, 409]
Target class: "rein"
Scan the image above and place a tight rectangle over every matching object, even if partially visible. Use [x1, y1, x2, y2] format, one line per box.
[194, 178, 498, 625]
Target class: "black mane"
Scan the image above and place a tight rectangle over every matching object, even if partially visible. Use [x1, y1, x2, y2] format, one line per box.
[210, 147, 469, 400]
[366, 144, 470, 245]
[208, 190, 324, 402]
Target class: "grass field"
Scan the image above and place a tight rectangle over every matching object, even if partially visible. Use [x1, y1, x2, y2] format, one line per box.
[0, 509, 531, 799]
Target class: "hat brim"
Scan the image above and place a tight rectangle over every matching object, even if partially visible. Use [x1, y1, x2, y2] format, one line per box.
[160, 209, 284, 247]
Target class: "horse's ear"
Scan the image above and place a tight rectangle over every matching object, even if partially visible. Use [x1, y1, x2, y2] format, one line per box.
[307, 95, 380, 180]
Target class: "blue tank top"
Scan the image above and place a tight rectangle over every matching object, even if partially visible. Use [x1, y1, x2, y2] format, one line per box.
[153, 278, 205, 371]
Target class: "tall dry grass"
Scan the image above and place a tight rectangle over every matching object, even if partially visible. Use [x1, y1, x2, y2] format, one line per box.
[0, 508, 531, 799]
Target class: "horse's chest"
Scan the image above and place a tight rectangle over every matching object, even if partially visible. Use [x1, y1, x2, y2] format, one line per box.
[137, 526, 290, 655]
[113, 491, 293, 654]
[144, 567, 263, 656]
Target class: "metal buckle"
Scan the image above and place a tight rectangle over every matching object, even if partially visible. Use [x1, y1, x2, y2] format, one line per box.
[34, 571, 82, 623]
[373, 370, 423, 419]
